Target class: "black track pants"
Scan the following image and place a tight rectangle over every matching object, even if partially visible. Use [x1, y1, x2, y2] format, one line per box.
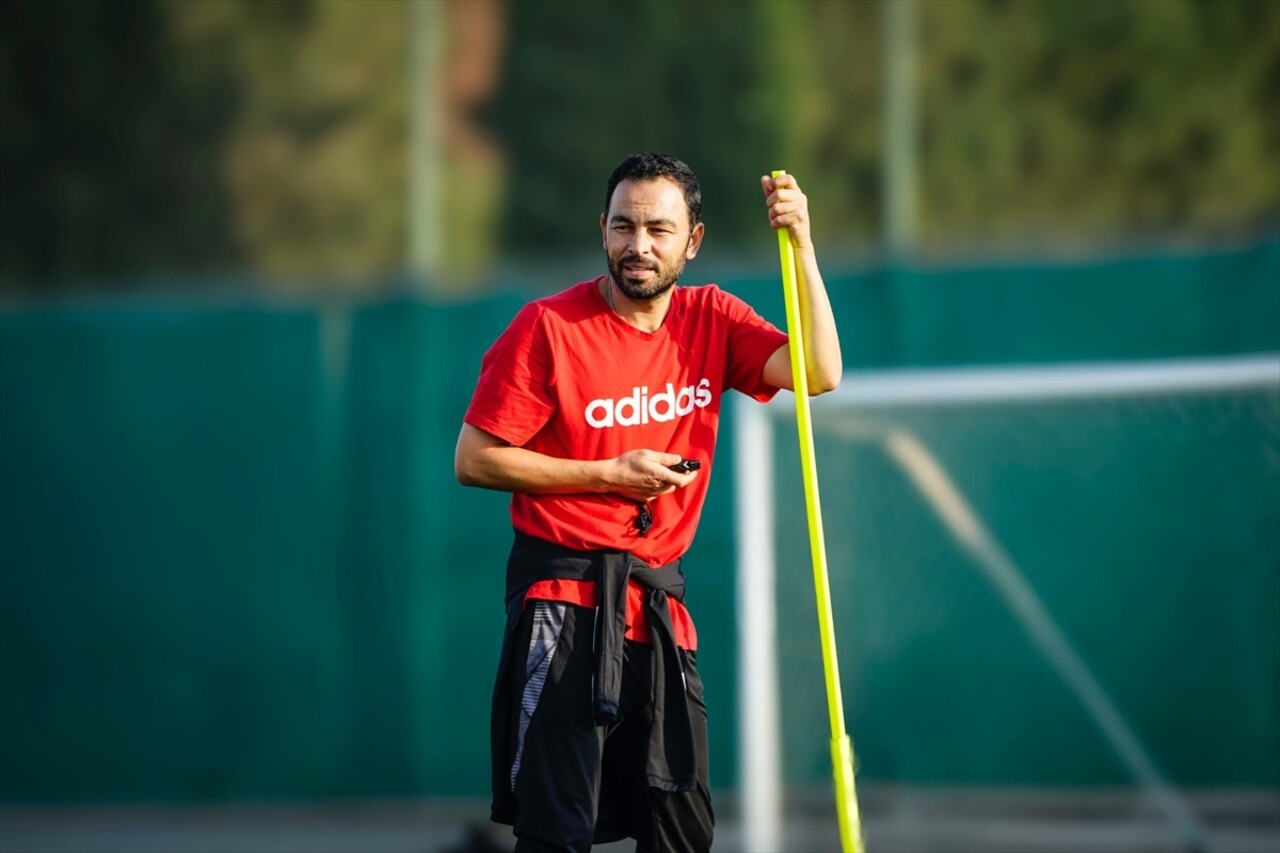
[502, 601, 714, 853]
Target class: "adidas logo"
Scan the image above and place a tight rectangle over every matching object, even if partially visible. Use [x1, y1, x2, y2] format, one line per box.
[584, 379, 714, 428]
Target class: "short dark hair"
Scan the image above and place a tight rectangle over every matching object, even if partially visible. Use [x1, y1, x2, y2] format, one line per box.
[604, 153, 702, 228]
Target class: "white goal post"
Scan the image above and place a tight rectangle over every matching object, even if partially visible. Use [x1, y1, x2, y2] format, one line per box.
[733, 352, 1280, 852]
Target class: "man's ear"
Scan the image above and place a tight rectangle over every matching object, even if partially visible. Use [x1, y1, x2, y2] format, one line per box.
[686, 222, 705, 260]
[600, 213, 608, 249]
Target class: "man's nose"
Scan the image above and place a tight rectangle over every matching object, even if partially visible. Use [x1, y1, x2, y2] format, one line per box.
[628, 231, 652, 255]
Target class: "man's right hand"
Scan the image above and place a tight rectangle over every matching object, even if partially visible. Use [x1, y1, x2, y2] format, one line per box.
[606, 449, 700, 501]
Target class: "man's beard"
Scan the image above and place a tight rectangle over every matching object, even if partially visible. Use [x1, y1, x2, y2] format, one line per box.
[606, 252, 686, 301]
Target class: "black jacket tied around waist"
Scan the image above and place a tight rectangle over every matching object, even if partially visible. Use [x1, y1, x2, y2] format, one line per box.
[501, 531, 697, 792]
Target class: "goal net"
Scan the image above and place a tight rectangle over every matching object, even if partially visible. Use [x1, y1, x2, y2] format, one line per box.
[733, 353, 1280, 852]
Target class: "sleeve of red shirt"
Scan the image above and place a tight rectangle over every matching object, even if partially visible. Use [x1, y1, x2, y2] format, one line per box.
[464, 303, 557, 446]
[718, 287, 789, 402]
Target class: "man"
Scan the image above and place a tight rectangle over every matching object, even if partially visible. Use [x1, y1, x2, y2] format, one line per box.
[455, 153, 841, 852]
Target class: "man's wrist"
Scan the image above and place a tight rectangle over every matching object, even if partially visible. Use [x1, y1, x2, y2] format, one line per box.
[581, 459, 610, 493]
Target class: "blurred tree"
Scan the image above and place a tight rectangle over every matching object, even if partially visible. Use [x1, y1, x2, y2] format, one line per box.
[0, 0, 241, 294]
[800, 0, 886, 249]
[2, 0, 1276, 296]
[0, 0, 510, 295]
[0, 0, 412, 295]
[430, 0, 508, 290]
[210, 0, 409, 290]
[490, 0, 1279, 265]
[916, 0, 1280, 250]
[489, 0, 830, 263]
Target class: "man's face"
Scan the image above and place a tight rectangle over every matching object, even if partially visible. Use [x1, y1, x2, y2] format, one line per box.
[601, 178, 704, 301]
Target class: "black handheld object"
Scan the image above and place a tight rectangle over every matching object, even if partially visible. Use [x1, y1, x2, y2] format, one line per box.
[668, 459, 701, 474]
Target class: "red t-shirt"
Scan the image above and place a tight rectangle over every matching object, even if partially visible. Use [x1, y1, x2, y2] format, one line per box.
[465, 277, 788, 643]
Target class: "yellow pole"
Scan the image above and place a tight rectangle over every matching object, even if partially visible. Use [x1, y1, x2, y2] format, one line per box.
[772, 170, 864, 852]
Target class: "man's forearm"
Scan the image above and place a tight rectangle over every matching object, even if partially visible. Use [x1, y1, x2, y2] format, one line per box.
[795, 243, 843, 393]
[456, 441, 607, 495]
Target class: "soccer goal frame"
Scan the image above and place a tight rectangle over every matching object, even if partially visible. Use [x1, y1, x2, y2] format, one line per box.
[732, 352, 1280, 851]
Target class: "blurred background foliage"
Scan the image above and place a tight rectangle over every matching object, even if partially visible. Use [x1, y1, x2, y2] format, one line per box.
[1, 0, 1277, 292]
